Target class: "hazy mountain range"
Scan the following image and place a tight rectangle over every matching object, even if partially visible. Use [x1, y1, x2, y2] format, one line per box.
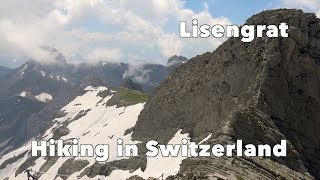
[0, 54, 188, 157]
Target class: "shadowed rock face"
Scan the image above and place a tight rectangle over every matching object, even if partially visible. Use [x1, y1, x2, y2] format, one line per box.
[0, 97, 45, 155]
[132, 9, 320, 179]
[167, 55, 188, 65]
[123, 78, 144, 92]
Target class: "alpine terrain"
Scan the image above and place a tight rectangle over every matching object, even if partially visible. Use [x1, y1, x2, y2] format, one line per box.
[0, 53, 187, 157]
[0, 9, 319, 180]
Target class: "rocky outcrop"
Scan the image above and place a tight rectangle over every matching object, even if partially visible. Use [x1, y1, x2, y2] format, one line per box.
[166, 55, 188, 72]
[79, 156, 146, 178]
[167, 55, 188, 65]
[131, 9, 320, 179]
[56, 158, 89, 180]
[123, 78, 144, 92]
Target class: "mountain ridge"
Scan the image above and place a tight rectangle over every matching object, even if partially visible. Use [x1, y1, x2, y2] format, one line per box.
[130, 9, 320, 179]
[0, 55, 188, 97]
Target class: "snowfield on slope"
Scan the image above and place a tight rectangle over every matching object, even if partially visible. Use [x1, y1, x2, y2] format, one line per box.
[0, 86, 192, 180]
[35, 93, 53, 102]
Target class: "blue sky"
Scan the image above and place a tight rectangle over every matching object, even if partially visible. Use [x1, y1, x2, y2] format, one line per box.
[0, 0, 319, 68]
[185, 0, 270, 24]
[185, 0, 317, 24]
[192, 0, 274, 24]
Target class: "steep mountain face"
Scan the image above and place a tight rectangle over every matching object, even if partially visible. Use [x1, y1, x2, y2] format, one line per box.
[130, 9, 320, 179]
[0, 60, 79, 155]
[0, 61, 73, 99]
[0, 96, 45, 155]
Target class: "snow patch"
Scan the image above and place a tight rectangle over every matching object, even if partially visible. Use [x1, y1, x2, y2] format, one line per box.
[35, 93, 53, 102]
[122, 72, 127, 79]
[61, 77, 67, 82]
[19, 64, 28, 76]
[20, 91, 27, 97]
[0, 144, 30, 179]
[199, 133, 212, 144]
[40, 70, 46, 77]
[83, 86, 107, 91]
[166, 60, 187, 67]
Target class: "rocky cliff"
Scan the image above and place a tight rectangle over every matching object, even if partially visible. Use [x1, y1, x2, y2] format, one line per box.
[131, 9, 320, 179]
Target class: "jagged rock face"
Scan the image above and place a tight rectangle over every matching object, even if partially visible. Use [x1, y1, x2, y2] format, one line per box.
[0, 60, 74, 100]
[123, 78, 144, 92]
[0, 59, 184, 97]
[0, 97, 45, 155]
[0, 60, 81, 155]
[166, 55, 188, 72]
[132, 9, 320, 179]
[167, 55, 188, 65]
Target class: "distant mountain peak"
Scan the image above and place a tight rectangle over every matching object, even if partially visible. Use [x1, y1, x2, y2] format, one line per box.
[23, 47, 67, 66]
[167, 55, 188, 64]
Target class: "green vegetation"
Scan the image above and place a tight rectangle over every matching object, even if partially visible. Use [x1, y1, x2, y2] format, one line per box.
[236, 175, 245, 180]
[106, 87, 148, 107]
[115, 87, 148, 103]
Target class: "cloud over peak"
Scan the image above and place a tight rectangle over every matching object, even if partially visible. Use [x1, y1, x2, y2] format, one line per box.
[0, 0, 232, 66]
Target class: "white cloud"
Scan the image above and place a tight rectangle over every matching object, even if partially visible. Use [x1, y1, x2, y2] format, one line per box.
[0, 0, 232, 66]
[157, 34, 183, 57]
[280, 0, 320, 17]
[281, 0, 320, 9]
[125, 65, 152, 85]
[85, 48, 123, 63]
